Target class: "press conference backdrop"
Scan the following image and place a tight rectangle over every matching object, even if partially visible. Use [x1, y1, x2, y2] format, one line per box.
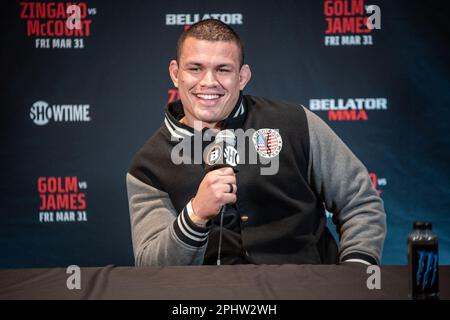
[1, 0, 449, 268]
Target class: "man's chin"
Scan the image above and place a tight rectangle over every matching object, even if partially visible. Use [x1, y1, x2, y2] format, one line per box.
[197, 117, 220, 125]
[195, 108, 219, 121]
[193, 114, 223, 128]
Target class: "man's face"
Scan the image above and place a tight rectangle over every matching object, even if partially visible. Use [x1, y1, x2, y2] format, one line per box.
[169, 37, 251, 129]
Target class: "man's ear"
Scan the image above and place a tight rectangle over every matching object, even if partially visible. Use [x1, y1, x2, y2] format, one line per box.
[169, 60, 179, 88]
[239, 64, 252, 90]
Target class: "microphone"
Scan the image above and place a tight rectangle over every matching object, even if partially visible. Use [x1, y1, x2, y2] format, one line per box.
[203, 130, 239, 265]
[204, 129, 239, 172]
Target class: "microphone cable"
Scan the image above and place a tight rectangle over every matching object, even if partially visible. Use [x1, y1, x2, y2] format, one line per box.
[216, 205, 226, 266]
[203, 129, 238, 266]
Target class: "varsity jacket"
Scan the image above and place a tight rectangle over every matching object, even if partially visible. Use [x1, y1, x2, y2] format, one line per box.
[126, 94, 386, 266]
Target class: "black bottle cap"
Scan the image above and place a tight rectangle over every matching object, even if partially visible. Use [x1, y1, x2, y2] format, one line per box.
[413, 221, 432, 230]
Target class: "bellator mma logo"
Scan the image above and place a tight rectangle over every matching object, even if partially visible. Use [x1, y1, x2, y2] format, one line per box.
[309, 98, 388, 121]
[38, 176, 88, 223]
[19, 2, 97, 49]
[165, 13, 243, 27]
[323, 0, 381, 46]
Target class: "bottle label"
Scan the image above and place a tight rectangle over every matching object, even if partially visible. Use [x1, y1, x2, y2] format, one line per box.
[409, 243, 439, 298]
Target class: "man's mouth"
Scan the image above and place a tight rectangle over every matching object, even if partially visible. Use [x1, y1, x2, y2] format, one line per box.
[193, 93, 224, 101]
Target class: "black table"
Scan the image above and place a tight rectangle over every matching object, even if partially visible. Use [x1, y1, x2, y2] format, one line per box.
[0, 264, 448, 300]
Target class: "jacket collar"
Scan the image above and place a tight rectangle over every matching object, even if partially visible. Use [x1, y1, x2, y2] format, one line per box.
[164, 92, 246, 139]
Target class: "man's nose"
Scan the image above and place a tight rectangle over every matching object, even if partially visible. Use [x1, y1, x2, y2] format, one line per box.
[199, 70, 218, 87]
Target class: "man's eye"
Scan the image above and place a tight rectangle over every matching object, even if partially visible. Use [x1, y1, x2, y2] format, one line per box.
[189, 67, 200, 72]
[218, 69, 230, 73]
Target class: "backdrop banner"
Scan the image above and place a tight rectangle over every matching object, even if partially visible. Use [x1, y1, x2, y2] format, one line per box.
[1, 0, 449, 267]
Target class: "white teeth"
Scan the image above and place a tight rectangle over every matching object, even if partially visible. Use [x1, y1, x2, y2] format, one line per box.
[196, 94, 220, 100]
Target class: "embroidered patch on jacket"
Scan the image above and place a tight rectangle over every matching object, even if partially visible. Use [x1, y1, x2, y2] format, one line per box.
[252, 128, 283, 158]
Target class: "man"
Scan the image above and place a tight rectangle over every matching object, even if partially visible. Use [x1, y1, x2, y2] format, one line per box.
[126, 19, 386, 266]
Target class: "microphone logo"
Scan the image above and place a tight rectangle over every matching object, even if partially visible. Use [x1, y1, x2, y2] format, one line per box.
[224, 146, 239, 167]
[206, 145, 222, 165]
[203, 130, 240, 171]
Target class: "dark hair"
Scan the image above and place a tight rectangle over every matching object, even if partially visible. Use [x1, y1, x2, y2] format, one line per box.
[176, 19, 245, 67]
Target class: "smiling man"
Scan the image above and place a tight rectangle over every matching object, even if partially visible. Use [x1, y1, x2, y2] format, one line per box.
[169, 25, 251, 129]
[126, 19, 386, 266]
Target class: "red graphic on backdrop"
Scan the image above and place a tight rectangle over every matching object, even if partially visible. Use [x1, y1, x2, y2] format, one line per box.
[328, 110, 368, 121]
[324, 0, 371, 34]
[20, 2, 92, 37]
[168, 89, 180, 103]
[323, 0, 376, 46]
[19, 2, 97, 49]
[38, 176, 86, 210]
[369, 172, 387, 195]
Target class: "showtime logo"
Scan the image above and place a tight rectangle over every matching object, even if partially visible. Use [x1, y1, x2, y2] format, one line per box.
[38, 176, 88, 223]
[309, 98, 387, 121]
[30, 101, 91, 125]
[165, 13, 243, 26]
[19, 2, 97, 49]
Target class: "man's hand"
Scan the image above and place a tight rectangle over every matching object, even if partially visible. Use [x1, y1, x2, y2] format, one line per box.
[192, 167, 237, 220]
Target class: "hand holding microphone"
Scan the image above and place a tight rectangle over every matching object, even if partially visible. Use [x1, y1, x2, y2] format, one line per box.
[192, 130, 239, 221]
[192, 167, 237, 221]
[191, 130, 240, 265]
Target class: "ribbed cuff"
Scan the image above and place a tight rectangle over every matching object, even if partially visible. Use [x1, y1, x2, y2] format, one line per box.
[173, 204, 210, 247]
[186, 200, 208, 226]
[341, 252, 378, 265]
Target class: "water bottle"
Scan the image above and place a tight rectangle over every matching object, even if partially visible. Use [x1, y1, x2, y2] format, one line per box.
[407, 221, 439, 300]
